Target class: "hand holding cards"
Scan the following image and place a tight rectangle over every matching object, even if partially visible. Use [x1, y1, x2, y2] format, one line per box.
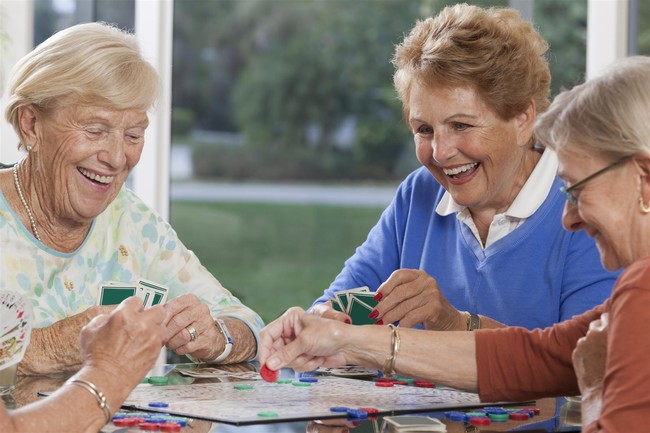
[330, 286, 380, 325]
[98, 279, 169, 308]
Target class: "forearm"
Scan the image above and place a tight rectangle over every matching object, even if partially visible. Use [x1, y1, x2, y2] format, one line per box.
[344, 326, 478, 392]
[1, 366, 132, 433]
[18, 325, 83, 375]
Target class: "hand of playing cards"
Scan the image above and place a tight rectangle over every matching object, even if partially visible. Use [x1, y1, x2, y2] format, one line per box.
[330, 286, 379, 325]
[98, 279, 169, 308]
[0, 291, 33, 371]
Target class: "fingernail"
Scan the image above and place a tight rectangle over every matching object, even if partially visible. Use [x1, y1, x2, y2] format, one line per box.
[374, 319, 384, 325]
[368, 309, 379, 319]
[267, 357, 280, 370]
[345, 318, 351, 324]
[352, 421, 361, 426]
[373, 292, 383, 302]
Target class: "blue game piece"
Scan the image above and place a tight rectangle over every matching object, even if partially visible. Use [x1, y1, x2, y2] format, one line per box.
[330, 406, 350, 412]
[299, 377, 318, 383]
[148, 401, 169, 408]
[346, 408, 368, 419]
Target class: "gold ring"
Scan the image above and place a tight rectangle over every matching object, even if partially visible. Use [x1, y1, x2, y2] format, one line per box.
[186, 325, 198, 342]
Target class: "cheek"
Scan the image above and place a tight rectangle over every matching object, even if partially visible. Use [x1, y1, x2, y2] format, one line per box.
[125, 145, 144, 168]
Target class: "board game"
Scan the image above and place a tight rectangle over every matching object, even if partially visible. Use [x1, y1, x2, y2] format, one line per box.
[121, 374, 495, 426]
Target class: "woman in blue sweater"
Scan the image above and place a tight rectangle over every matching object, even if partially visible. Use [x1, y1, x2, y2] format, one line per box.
[311, 4, 617, 331]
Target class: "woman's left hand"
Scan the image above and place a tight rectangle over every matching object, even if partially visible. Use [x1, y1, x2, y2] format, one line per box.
[163, 293, 220, 360]
[572, 313, 609, 393]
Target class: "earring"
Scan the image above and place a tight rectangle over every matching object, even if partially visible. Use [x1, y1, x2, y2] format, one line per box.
[639, 197, 650, 214]
[26, 144, 32, 152]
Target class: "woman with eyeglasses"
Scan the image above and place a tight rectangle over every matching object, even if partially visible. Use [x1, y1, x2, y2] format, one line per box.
[260, 55, 650, 432]
[310, 3, 618, 332]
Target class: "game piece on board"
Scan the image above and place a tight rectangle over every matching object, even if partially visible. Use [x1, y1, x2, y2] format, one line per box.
[257, 411, 278, 417]
[329, 407, 350, 412]
[291, 381, 311, 387]
[148, 376, 169, 385]
[359, 407, 379, 414]
[299, 377, 318, 383]
[160, 422, 182, 432]
[138, 422, 161, 430]
[259, 364, 279, 382]
[509, 412, 530, 420]
[469, 417, 491, 426]
[234, 384, 254, 390]
[148, 402, 169, 408]
[375, 381, 394, 387]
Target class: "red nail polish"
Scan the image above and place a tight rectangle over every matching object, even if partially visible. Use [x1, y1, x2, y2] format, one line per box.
[373, 292, 383, 301]
[375, 319, 384, 325]
[368, 309, 379, 319]
[345, 318, 351, 324]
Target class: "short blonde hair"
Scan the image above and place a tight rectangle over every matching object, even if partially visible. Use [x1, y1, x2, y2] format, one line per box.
[5, 22, 159, 148]
[392, 3, 550, 122]
[535, 56, 650, 160]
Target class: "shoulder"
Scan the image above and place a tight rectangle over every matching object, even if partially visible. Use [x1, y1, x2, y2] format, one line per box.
[616, 256, 650, 289]
[396, 167, 445, 200]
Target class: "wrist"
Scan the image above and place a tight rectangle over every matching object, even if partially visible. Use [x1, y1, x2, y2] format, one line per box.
[206, 318, 234, 363]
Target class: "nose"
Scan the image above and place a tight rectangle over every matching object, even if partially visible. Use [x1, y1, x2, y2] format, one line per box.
[430, 132, 458, 163]
[98, 133, 128, 168]
[561, 201, 583, 232]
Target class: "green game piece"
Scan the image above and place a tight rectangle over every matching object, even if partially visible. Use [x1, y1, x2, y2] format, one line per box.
[257, 411, 278, 417]
[148, 376, 169, 385]
[277, 379, 292, 384]
[234, 384, 254, 390]
[291, 381, 311, 387]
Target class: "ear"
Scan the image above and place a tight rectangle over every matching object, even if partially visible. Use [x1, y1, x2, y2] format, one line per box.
[633, 152, 650, 195]
[514, 98, 536, 148]
[17, 104, 40, 151]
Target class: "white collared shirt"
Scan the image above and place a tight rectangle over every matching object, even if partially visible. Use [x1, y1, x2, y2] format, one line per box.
[435, 148, 558, 249]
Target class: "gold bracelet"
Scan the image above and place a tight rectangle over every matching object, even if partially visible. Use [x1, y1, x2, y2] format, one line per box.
[382, 324, 401, 377]
[67, 379, 112, 424]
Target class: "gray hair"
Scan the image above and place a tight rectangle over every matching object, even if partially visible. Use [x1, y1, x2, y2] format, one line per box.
[5, 22, 160, 149]
[535, 56, 650, 160]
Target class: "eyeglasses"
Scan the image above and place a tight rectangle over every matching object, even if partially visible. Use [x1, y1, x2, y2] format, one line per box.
[559, 155, 632, 206]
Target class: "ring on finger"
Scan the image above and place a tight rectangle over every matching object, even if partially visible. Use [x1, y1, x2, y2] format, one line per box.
[186, 325, 198, 342]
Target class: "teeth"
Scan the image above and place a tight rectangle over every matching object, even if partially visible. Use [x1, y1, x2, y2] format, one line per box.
[79, 168, 114, 184]
[443, 162, 478, 176]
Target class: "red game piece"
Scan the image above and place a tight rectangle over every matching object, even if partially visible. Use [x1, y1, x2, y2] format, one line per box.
[359, 407, 379, 414]
[510, 412, 531, 421]
[113, 418, 139, 427]
[375, 381, 394, 387]
[260, 364, 279, 382]
[414, 380, 436, 388]
[469, 417, 491, 426]
[138, 422, 160, 431]
[160, 422, 182, 432]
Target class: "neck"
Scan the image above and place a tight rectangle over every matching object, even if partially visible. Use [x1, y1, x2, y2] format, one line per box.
[13, 162, 42, 242]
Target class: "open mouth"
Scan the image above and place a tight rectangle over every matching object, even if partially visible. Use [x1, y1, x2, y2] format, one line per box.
[78, 167, 114, 185]
[442, 162, 479, 179]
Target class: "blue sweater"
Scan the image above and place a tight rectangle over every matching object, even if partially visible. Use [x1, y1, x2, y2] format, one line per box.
[314, 167, 619, 330]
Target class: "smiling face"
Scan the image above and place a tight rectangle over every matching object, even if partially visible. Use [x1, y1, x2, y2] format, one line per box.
[557, 148, 643, 271]
[28, 103, 149, 225]
[408, 83, 536, 215]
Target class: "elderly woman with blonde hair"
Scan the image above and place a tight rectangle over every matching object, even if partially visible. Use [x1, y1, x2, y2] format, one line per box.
[0, 22, 263, 375]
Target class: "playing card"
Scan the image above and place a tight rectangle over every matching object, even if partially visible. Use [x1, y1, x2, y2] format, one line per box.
[137, 279, 169, 308]
[0, 291, 32, 370]
[98, 285, 138, 306]
[347, 297, 376, 325]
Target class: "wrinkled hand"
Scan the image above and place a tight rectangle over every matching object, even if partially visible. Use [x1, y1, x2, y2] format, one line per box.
[310, 301, 351, 323]
[163, 293, 220, 360]
[80, 297, 165, 388]
[259, 307, 348, 372]
[373, 269, 463, 329]
[573, 313, 609, 394]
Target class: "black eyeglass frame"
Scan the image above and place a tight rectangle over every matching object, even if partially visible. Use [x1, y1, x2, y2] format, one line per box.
[559, 155, 633, 206]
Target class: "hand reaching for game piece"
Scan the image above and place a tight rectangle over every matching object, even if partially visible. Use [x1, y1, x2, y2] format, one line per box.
[260, 307, 349, 372]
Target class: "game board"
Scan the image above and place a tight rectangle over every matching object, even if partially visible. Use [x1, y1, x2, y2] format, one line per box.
[121, 375, 501, 426]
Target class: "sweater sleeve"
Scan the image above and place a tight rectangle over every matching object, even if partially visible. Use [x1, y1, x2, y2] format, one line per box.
[476, 303, 605, 402]
[583, 259, 650, 433]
